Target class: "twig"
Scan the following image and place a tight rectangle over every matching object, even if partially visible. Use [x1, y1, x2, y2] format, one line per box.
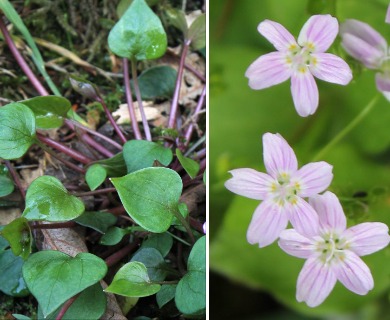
[123, 58, 142, 140]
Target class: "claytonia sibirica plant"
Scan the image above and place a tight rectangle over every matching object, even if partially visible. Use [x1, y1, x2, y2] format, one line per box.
[279, 191, 390, 307]
[225, 132, 333, 247]
[245, 14, 352, 117]
[340, 19, 390, 99]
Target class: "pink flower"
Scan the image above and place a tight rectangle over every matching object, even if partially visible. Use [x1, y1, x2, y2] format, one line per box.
[278, 191, 390, 307]
[386, 4, 390, 24]
[225, 133, 333, 247]
[340, 19, 390, 99]
[246, 15, 352, 117]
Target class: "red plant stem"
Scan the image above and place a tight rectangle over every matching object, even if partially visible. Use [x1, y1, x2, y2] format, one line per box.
[131, 58, 151, 141]
[106, 206, 126, 216]
[168, 40, 191, 129]
[65, 119, 123, 151]
[4, 160, 26, 200]
[56, 294, 80, 320]
[123, 58, 142, 140]
[0, 16, 49, 96]
[80, 133, 114, 158]
[36, 140, 85, 173]
[31, 221, 76, 229]
[105, 240, 140, 268]
[189, 217, 204, 234]
[37, 134, 92, 164]
[73, 187, 116, 197]
[96, 97, 127, 144]
[184, 85, 206, 146]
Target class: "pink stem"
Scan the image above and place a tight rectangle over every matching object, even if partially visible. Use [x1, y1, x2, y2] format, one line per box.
[184, 86, 206, 146]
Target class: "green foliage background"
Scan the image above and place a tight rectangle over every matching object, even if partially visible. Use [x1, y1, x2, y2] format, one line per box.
[210, 0, 390, 318]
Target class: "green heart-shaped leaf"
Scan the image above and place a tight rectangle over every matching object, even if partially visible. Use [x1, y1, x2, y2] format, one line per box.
[141, 233, 173, 257]
[1, 217, 31, 260]
[123, 140, 173, 173]
[74, 211, 117, 234]
[131, 247, 168, 281]
[22, 176, 85, 221]
[93, 152, 127, 177]
[175, 236, 206, 315]
[0, 102, 36, 160]
[86, 164, 107, 191]
[38, 283, 107, 320]
[21, 96, 71, 129]
[0, 249, 29, 297]
[131, 65, 177, 100]
[108, 0, 167, 60]
[176, 149, 200, 179]
[111, 167, 182, 232]
[22, 251, 107, 318]
[157, 284, 177, 309]
[105, 261, 161, 297]
[100, 226, 130, 246]
[0, 165, 14, 197]
[188, 14, 206, 50]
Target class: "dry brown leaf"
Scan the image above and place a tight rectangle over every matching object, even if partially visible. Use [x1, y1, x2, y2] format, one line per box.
[0, 207, 21, 225]
[113, 101, 160, 124]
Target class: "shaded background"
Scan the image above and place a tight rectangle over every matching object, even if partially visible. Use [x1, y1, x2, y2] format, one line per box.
[210, 0, 390, 319]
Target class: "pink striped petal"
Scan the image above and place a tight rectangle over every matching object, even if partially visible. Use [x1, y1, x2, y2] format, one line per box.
[286, 197, 319, 238]
[262, 133, 298, 179]
[340, 20, 387, 53]
[225, 168, 275, 200]
[245, 52, 292, 90]
[309, 192, 346, 233]
[310, 53, 352, 85]
[334, 251, 374, 295]
[296, 257, 337, 307]
[343, 222, 390, 256]
[298, 15, 338, 52]
[258, 20, 298, 52]
[375, 73, 390, 92]
[291, 71, 319, 117]
[278, 229, 315, 259]
[247, 199, 289, 247]
[341, 33, 384, 69]
[293, 161, 333, 197]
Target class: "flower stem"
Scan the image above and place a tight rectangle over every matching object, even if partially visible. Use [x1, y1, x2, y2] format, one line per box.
[0, 16, 49, 96]
[168, 40, 191, 129]
[131, 58, 152, 141]
[123, 58, 142, 140]
[172, 209, 195, 244]
[312, 94, 380, 161]
[4, 160, 25, 200]
[96, 96, 127, 144]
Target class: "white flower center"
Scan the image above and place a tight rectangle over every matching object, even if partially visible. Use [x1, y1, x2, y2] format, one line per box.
[271, 173, 300, 206]
[316, 232, 346, 264]
[286, 43, 317, 73]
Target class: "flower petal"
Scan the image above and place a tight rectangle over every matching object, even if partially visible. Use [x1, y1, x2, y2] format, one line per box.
[340, 19, 387, 53]
[340, 20, 386, 69]
[296, 257, 337, 307]
[225, 168, 275, 200]
[375, 72, 390, 92]
[291, 71, 319, 117]
[245, 52, 292, 90]
[298, 15, 338, 52]
[247, 199, 289, 247]
[286, 197, 319, 238]
[334, 251, 373, 295]
[258, 20, 298, 51]
[309, 191, 346, 233]
[278, 229, 315, 258]
[310, 53, 352, 85]
[387, 5, 390, 24]
[262, 133, 298, 179]
[293, 161, 333, 197]
[343, 222, 390, 256]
